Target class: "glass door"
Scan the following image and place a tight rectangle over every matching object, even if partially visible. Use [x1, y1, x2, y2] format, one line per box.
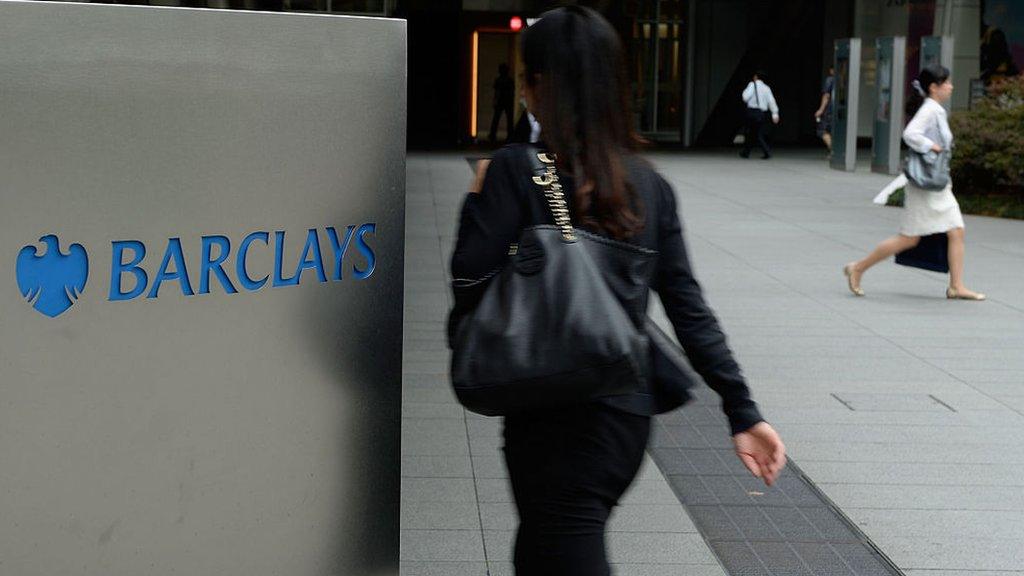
[630, 0, 686, 140]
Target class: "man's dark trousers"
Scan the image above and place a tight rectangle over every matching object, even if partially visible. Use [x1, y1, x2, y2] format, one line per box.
[489, 102, 514, 144]
[741, 108, 771, 158]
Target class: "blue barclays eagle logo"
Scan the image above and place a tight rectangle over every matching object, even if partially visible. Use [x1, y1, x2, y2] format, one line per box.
[16, 234, 89, 318]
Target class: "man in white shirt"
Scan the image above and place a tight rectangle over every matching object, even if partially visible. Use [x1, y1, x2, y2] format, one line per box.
[740, 71, 780, 159]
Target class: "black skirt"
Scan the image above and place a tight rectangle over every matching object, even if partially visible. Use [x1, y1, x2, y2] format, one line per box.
[895, 232, 949, 273]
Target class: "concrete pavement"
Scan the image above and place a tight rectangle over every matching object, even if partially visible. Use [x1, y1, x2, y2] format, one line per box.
[401, 149, 1024, 575]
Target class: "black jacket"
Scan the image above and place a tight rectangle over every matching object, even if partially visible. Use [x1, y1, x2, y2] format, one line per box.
[449, 144, 763, 434]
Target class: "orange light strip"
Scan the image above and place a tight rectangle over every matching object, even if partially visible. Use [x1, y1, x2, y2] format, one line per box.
[471, 30, 479, 139]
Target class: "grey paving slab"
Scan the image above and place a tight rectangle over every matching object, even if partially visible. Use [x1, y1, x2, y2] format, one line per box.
[401, 402, 466, 420]
[401, 361, 449, 374]
[399, 561, 488, 576]
[764, 423, 1023, 446]
[608, 532, 724, 565]
[468, 455, 507, 479]
[819, 482, 1024, 511]
[402, 387, 459, 405]
[476, 502, 517, 531]
[401, 455, 473, 479]
[401, 419, 470, 456]
[620, 479, 692, 505]
[947, 369, 1024, 383]
[749, 379, 980, 395]
[403, 373, 450, 387]
[401, 477, 478, 503]
[401, 501, 482, 530]
[784, 440, 1024, 465]
[969, 382, 1024, 398]
[473, 478, 513, 503]
[403, 327, 451, 341]
[768, 408, 1018, 427]
[397, 561, 485, 573]
[400, 433, 469, 456]
[467, 436, 504, 457]
[851, 508, 1024, 541]
[903, 572, 1024, 576]
[878, 537, 1024, 572]
[797, 461, 1024, 486]
[1002, 395, 1024, 412]
[403, 349, 451, 364]
[606, 503, 700, 533]
[400, 530, 486, 562]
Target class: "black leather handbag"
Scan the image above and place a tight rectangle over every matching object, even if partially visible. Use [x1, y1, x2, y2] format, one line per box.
[645, 318, 696, 413]
[450, 148, 657, 416]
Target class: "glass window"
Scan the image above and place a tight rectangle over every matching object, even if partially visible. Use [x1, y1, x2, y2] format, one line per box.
[630, 0, 686, 139]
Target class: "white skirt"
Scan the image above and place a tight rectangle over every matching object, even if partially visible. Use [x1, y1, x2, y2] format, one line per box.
[899, 183, 965, 236]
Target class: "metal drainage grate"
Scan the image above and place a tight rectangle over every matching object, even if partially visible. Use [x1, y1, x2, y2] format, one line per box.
[649, 386, 905, 576]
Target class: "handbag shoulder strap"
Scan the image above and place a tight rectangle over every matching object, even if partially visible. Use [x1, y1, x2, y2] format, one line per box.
[525, 146, 576, 242]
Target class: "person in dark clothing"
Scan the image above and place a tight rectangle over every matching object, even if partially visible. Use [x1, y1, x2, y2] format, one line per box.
[488, 63, 516, 144]
[450, 8, 785, 575]
[814, 66, 835, 155]
[981, 21, 1020, 83]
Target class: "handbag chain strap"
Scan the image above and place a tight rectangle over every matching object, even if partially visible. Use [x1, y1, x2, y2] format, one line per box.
[531, 152, 577, 242]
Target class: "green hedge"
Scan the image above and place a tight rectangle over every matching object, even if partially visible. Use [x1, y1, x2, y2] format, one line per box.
[949, 76, 1024, 195]
[886, 187, 1024, 220]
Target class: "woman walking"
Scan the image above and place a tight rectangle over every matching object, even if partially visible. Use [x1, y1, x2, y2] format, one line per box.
[449, 7, 785, 575]
[844, 64, 985, 300]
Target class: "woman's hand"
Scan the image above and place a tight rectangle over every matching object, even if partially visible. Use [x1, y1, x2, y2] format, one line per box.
[733, 422, 786, 486]
[470, 159, 491, 194]
[930, 143, 943, 153]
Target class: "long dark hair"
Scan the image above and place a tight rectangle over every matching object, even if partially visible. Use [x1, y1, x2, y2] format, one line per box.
[906, 64, 950, 117]
[521, 6, 642, 240]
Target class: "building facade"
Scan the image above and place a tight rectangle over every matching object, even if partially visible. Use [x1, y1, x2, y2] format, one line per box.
[51, 0, 1022, 147]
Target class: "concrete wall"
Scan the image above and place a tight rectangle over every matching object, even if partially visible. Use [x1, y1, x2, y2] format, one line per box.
[0, 3, 405, 574]
[690, 0, 749, 140]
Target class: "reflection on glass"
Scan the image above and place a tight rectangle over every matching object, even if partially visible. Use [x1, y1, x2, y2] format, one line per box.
[631, 0, 685, 137]
[877, 57, 892, 122]
[836, 58, 850, 122]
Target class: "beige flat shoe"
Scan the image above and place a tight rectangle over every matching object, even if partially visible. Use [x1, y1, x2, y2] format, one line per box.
[946, 287, 986, 301]
[843, 263, 864, 297]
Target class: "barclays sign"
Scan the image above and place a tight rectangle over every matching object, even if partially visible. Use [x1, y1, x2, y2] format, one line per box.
[17, 224, 377, 318]
[2, 4, 404, 574]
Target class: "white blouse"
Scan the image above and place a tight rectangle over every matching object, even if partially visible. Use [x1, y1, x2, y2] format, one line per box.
[873, 98, 956, 204]
[903, 98, 953, 154]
